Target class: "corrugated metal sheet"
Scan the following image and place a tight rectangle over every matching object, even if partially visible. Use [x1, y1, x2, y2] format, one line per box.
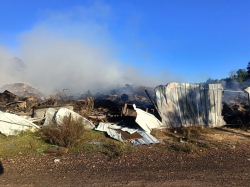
[155, 82, 225, 128]
[130, 130, 160, 146]
[95, 122, 160, 146]
[133, 104, 163, 133]
[95, 123, 124, 142]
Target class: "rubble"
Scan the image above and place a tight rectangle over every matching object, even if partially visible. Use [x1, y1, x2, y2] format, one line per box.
[0, 83, 44, 98]
[95, 121, 160, 146]
[43, 108, 95, 129]
[222, 89, 250, 126]
[0, 90, 19, 103]
[1, 81, 249, 140]
[119, 130, 142, 140]
[120, 103, 155, 117]
[6, 101, 26, 110]
[133, 104, 163, 133]
[32, 104, 74, 118]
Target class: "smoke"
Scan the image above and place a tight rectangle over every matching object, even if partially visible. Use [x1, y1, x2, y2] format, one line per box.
[0, 46, 26, 84]
[0, 2, 181, 95]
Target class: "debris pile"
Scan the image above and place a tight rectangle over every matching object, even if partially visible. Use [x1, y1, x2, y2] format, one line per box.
[222, 102, 249, 126]
[1, 81, 249, 147]
[0, 111, 40, 136]
[0, 83, 44, 98]
[0, 83, 162, 147]
[222, 90, 250, 127]
[95, 120, 160, 146]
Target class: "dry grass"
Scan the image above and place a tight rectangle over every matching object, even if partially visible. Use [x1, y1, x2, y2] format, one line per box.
[152, 126, 218, 154]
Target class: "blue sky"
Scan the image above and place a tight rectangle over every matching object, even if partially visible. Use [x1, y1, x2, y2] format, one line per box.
[0, 0, 250, 93]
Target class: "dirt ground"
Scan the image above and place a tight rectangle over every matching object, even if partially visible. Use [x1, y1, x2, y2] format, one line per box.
[1, 127, 250, 187]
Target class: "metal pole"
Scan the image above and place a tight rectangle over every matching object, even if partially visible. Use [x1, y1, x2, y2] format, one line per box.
[145, 90, 162, 118]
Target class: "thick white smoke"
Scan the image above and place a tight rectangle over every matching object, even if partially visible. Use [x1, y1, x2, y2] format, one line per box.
[0, 2, 181, 95]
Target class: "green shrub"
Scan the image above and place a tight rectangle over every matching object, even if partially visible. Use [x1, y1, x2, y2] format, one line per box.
[39, 116, 88, 148]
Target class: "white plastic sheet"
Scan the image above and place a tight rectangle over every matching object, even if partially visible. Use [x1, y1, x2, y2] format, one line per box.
[43, 108, 95, 129]
[0, 111, 40, 136]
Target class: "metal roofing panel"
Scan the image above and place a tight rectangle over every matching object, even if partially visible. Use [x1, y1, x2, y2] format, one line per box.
[155, 82, 225, 128]
[95, 122, 160, 146]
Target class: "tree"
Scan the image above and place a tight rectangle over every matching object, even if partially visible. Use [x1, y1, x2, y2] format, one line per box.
[235, 69, 248, 82]
[247, 62, 250, 75]
[229, 70, 237, 80]
[206, 78, 219, 84]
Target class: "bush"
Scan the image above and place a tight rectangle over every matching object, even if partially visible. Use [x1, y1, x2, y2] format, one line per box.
[39, 115, 87, 148]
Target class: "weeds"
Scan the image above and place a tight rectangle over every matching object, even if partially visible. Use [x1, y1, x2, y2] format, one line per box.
[173, 126, 215, 139]
[152, 126, 218, 154]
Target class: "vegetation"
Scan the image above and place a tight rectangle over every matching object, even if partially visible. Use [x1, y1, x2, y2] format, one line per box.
[0, 131, 49, 158]
[39, 116, 88, 148]
[206, 62, 250, 90]
[152, 126, 218, 154]
[0, 124, 222, 158]
[0, 117, 132, 159]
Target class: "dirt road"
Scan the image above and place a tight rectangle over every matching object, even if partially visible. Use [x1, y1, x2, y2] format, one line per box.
[1, 128, 250, 187]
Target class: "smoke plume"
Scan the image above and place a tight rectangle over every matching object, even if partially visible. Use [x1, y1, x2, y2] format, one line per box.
[0, 2, 181, 95]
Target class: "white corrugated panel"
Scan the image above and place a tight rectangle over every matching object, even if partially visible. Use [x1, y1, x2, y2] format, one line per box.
[95, 122, 124, 142]
[133, 104, 163, 133]
[155, 82, 225, 128]
[43, 108, 95, 129]
[130, 130, 160, 146]
[95, 122, 160, 146]
[0, 111, 40, 136]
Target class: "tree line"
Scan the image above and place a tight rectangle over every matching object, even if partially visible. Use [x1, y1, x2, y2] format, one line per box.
[206, 62, 250, 90]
